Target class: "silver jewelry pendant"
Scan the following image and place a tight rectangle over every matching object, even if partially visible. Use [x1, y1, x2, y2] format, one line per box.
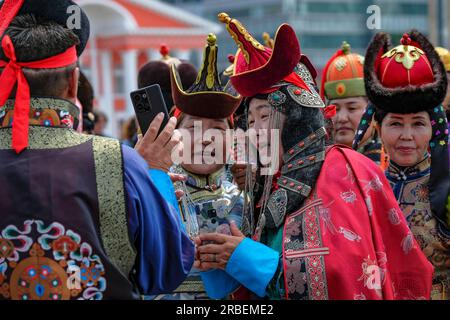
[286, 85, 325, 108]
[268, 90, 286, 108]
[294, 63, 315, 85]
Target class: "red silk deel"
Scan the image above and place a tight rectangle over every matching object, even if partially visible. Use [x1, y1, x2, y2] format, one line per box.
[0, 35, 78, 153]
[282, 146, 433, 300]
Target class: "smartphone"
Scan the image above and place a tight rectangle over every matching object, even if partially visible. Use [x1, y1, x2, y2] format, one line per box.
[130, 84, 169, 136]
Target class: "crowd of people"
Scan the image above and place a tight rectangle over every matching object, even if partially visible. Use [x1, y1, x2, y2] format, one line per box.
[0, 0, 448, 301]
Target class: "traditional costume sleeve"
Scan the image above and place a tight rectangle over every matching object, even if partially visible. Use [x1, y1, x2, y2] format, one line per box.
[225, 238, 280, 297]
[200, 237, 279, 299]
[200, 270, 240, 299]
[122, 145, 195, 295]
[148, 169, 180, 215]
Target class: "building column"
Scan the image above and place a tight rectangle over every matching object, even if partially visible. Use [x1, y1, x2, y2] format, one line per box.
[90, 35, 100, 98]
[100, 50, 116, 137]
[122, 49, 138, 119]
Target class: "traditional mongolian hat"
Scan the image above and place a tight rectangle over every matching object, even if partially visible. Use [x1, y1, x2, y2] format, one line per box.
[435, 46, 450, 72]
[159, 44, 183, 67]
[217, 12, 312, 98]
[364, 32, 446, 114]
[170, 33, 242, 119]
[262, 32, 275, 49]
[0, 0, 90, 56]
[138, 44, 197, 110]
[353, 31, 449, 231]
[321, 41, 366, 101]
[218, 13, 328, 233]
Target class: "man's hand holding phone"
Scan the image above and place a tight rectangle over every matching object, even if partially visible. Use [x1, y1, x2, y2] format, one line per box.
[135, 113, 182, 172]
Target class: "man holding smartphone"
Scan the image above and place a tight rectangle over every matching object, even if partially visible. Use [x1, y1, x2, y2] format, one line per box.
[146, 33, 246, 300]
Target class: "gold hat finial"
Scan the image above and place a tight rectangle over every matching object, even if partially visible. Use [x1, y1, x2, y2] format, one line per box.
[341, 41, 351, 54]
[218, 12, 231, 24]
[262, 32, 274, 49]
[207, 33, 217, 46]
[159, 44, 181, 67]
[217, 12, 264, 64]
[189, 33, 221, 91]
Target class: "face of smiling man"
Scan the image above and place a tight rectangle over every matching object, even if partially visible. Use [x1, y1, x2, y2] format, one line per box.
[178, 115, 230, 175]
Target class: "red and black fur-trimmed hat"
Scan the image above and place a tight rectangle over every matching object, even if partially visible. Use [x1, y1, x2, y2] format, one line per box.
[364, 30, 447, 114]
[217, 12, 302, 98]
[355, 30, 449, 232]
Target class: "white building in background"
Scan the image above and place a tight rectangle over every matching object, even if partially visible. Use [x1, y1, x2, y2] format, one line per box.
[75, 0, 220, 137]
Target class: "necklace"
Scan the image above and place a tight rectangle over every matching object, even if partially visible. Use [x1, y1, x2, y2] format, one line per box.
[179, 180, 200, 239]
[179, 179, 242, 238]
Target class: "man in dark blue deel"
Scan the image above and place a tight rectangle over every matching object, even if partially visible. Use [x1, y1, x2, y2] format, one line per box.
[0, 0, 193, 300]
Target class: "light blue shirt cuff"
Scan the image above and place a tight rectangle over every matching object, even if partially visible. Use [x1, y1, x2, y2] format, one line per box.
[148, 169, 179, 215]
[200, 269, 240, 299]
[225, 237, 279, 298]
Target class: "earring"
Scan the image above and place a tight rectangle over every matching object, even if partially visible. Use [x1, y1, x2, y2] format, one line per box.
[381, 144, 389, 171]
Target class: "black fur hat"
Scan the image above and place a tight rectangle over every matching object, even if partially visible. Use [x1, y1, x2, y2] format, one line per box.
[364, 30, 447, 114]
[0, 0, 90, 56]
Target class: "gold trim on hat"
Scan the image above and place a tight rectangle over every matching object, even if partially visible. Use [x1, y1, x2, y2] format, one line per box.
[218, 12, 264, 64]
[194, 33, 219, 89]
[262, 32, 274, 49]
[171, 59, 241, 101]
[220, 24, 290, 78]
[382, 44, 425, 70]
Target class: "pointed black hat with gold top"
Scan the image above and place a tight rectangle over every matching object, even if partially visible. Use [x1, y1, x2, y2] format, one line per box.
[170, 33, 242, 119]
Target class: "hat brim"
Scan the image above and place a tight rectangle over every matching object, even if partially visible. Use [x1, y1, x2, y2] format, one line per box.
[364, 30, 447, 113]
[17, 0, 90, 56]
[230, 24, 301, 97]
[170, 64, 242, 119]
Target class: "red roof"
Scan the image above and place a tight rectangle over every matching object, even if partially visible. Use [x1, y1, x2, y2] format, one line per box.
[115, 0, 190, 28]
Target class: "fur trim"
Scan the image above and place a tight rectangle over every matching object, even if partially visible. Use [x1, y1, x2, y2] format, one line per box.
[364, 30, 448, 113]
